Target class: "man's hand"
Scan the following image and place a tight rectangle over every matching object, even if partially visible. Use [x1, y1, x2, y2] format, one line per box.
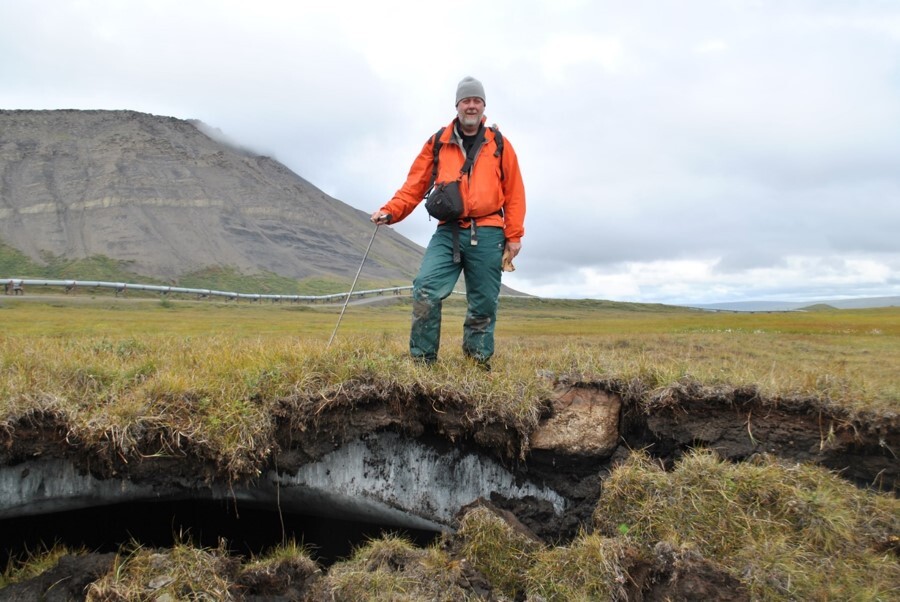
[502, 241, 521, 272]
[370, 211, 391, 225]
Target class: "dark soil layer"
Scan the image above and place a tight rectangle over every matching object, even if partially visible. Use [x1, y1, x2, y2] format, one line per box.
[1, 380, 896, 600]
[618, 380, 898, 491]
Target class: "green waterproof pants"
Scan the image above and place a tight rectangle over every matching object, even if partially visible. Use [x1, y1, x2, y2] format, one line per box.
[410, 224, 505, 363]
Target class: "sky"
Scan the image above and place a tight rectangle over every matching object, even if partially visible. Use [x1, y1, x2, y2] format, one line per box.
[2, 0, 899, 305]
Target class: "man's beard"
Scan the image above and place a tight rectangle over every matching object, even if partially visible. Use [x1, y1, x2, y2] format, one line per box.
[459, 112, 482, 128]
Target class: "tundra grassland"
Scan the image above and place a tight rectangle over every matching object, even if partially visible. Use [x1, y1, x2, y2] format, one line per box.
[2, 295, 897, 416]
[1, 295, 898, 600]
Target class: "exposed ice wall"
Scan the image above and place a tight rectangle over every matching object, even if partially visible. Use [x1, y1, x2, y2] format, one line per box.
[0, 432, 565, 532]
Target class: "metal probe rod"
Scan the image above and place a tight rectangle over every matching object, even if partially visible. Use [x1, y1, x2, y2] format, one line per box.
[327, 223, 380, 347]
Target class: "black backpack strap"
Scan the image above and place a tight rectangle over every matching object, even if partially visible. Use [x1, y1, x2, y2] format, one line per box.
[426, 127, 445, 196]
[490, 125, 503, 156]
[490, 125, 504, 181]
[426, 126, 461, 262]
[459, 125, 487, 178]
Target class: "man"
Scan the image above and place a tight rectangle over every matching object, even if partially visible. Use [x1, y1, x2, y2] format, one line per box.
[371, 76, 526, 368]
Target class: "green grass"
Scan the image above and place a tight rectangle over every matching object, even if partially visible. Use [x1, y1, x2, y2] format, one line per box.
[0, 242, 151, 283]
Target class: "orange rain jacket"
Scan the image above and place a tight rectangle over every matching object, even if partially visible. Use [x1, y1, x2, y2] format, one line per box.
[379, 118, 526, 243]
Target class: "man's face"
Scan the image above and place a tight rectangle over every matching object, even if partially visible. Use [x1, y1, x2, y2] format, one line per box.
[456, 97, 485, 129]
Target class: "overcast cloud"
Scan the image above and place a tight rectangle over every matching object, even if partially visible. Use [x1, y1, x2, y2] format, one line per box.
[2, 0, 898, 304]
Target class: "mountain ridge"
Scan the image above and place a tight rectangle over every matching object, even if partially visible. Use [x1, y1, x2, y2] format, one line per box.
[0, 109, 424, 287]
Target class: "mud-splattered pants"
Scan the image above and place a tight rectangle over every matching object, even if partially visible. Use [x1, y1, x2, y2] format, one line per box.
[410, 224, 505, 363]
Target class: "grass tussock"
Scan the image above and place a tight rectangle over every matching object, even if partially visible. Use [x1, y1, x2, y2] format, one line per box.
[85, 538, 323, 601]
[0, 543, 83, 588]
[7, 459, 897, 600]
[236, 539, 321, 597]
[86, 540, 238, 601]
[318, 533, 483, 601]
[524, 534, 637, 601]
[594, 449, 900, 600]
[456, 506, 544, 599]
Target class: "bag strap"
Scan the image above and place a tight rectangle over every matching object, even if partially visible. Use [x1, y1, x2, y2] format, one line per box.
[459, 125, 487, 178]
[425, 127, 445, 197]
[426, 123, 489, 181]
[427, 124, 501, 264]
[427, 124, 504, 194]
[490, 125, 504, 181]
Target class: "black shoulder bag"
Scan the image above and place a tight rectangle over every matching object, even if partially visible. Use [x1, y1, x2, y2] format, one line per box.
[424, 126, 486, 222]
[423, 126, 487, 262]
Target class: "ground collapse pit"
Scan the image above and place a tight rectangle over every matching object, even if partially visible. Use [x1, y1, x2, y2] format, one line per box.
[1, 379, 896, 598]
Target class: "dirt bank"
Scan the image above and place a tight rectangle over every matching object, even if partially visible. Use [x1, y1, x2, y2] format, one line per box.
[1, 378, 896, 599]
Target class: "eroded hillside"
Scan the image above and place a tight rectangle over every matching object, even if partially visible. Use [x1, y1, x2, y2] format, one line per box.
[0, 109, 423, 282]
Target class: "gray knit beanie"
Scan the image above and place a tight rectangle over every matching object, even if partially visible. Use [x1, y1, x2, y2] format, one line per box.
[455, 76, 485, 105]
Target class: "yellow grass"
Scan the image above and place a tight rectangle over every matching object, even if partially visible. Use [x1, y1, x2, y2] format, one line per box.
[2, 296, 897, 479]
[2, 295, 898, 600]
[86, 540, 235, 601]
[0, 543, 84, 588]
[593, 450, 900, 600]
[2, 295, 897, 410]
[321, 533, 467, 601]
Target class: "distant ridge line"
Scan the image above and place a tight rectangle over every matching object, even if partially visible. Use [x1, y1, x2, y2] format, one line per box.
[686, 296, 900, 312]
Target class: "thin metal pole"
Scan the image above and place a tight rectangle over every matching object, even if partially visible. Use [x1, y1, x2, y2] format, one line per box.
[327, 223, 380, 347]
